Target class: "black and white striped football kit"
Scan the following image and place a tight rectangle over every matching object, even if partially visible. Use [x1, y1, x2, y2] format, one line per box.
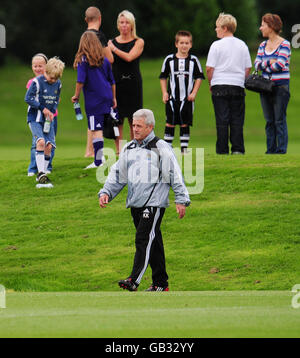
[159, 54, 205, 126]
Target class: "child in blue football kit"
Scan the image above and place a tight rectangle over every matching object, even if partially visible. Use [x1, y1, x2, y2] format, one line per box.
[26, 53, 48, 176]
[25, 57, 65, 188]
[72, 31, 117, 169]
[26, 53, 59, 176]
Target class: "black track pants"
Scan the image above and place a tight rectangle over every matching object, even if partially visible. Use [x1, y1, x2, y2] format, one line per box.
[130, 207, 168, 287]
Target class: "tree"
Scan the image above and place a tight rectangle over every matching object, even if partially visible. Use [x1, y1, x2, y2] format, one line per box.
[217, 0, 259, 47]
[0, 0, 259, 66]
[256, 0, 300, 40]
[0, 0, 138, 66]
[134, 0, 220, 57]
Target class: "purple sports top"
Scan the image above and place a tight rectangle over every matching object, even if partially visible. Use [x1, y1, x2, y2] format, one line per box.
[77, 57, 115, 117]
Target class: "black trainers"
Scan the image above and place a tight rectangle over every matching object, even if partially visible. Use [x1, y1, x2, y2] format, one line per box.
[118, 278, 138, 291]
[145, 285, 169, 292]
[36, 172, 53, 188]
[36, 172, 47, 183]
[181, 148, 188, 155]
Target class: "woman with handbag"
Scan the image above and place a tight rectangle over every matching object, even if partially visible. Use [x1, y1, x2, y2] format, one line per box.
[254, 13, 291, 154]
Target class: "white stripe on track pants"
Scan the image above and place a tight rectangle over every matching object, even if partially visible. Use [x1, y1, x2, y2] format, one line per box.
[130, 207, 168, 287]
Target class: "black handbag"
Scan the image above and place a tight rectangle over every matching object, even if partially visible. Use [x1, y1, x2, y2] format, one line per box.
[103, 111, 120, 140]
[245, 71, 274, 94]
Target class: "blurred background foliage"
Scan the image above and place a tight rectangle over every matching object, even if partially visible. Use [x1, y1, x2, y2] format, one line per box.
[0, 0, 299, 66]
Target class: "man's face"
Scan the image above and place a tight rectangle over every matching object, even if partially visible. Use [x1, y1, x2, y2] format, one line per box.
[132, 118, 153, 142]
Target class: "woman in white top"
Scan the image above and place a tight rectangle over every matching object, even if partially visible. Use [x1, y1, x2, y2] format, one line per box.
[206, 13, 252, 155]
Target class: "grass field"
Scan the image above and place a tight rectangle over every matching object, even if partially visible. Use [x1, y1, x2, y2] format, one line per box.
[1, 153, 300, 293]
[1, 291, 299, 338]
[0, 52, 300, 337]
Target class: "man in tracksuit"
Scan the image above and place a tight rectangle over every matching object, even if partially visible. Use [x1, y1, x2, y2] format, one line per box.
[99, 109, 190, 291]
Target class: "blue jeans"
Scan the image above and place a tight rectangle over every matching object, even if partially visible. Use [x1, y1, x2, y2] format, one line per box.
[28, 117, 57, 173]
[260, 85, 290, 154]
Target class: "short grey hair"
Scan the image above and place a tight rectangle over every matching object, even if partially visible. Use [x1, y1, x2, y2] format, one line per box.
[133, 109, 155, 127]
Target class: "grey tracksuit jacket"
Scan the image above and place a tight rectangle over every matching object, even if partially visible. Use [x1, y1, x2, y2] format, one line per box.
[98, 131, 190, 208]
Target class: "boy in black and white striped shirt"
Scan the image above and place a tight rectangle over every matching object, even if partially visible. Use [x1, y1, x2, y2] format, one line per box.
[159, 30, 205, 154]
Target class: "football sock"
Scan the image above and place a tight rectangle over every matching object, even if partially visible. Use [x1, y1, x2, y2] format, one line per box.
[164, 126, 175, 147]
[93, 138, 104, 166]
[180, 126, 190, 153]
[44, 155, 51, 173]
[35, 151, 45, 173]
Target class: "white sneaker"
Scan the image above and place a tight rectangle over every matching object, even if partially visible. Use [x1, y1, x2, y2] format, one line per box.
[46, 170, 51, 174]
[36, 183, 54, 189]
[84, 157, 105, 170]
[27, 172, 36, 177]
[84, 162, 97, 169]
[36, 172, 53, 188]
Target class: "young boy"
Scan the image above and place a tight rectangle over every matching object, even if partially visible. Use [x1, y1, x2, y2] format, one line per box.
[159, 30, 205, 154]
[25, 57, 65, 188]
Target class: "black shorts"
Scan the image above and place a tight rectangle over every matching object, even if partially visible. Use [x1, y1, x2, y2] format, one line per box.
[166, 99, 194, 126]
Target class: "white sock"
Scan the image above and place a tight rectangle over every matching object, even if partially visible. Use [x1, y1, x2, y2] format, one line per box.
[35, 151, 45, 173]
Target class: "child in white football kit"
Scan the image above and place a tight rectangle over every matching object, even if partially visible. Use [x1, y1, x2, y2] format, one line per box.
[25, 57, 65, 188]
[159, 30, 205, 154]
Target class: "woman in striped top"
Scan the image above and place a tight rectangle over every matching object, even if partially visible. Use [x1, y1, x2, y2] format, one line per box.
[254, 13, 291, 154]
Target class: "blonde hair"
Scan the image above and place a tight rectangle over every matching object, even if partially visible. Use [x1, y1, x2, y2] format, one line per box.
[216, 12, 237, 34]
[45, 57, 65, 79]
[117, 10, 138, 38]
[73, 31, 104, 68]
[32, 53, 48, 64]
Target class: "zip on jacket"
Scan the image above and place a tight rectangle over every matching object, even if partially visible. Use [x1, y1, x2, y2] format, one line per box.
[98, 131, 190, 208]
